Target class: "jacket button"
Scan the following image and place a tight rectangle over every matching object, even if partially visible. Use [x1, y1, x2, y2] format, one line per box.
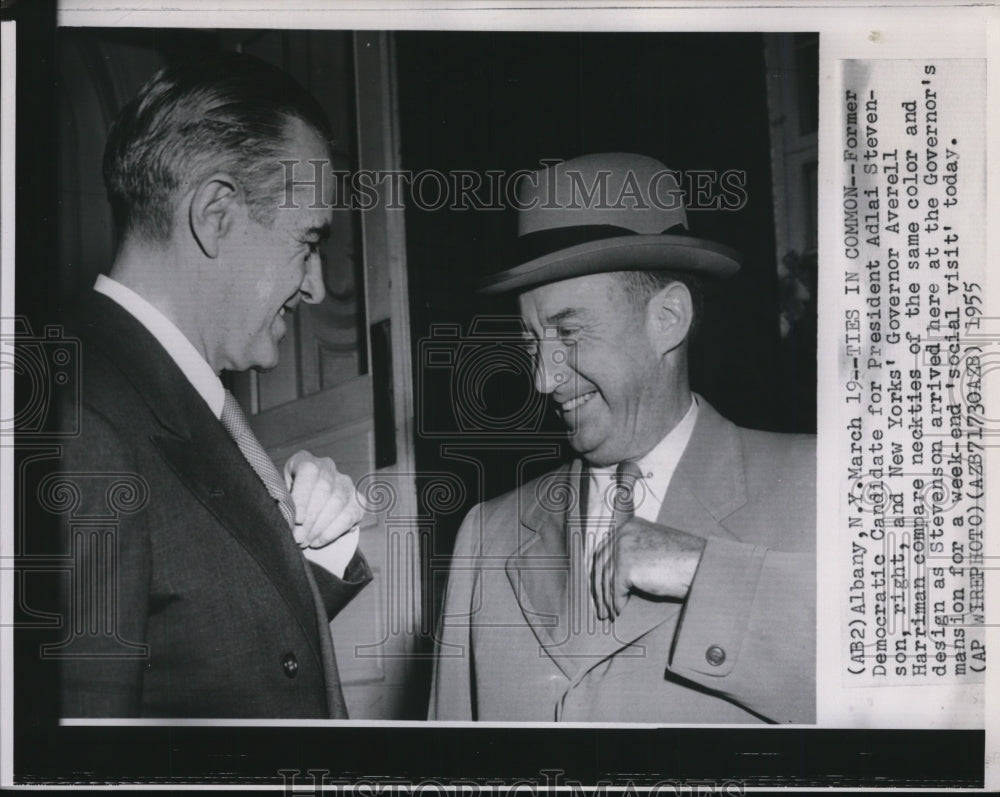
[281, 652, 299, 678]
[705, 645, 726, 666]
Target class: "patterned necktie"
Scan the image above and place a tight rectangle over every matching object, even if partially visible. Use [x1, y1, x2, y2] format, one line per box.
[583, 461, 643, 621]
[612, 460, 643, 528]
[220, 390, 296, 529]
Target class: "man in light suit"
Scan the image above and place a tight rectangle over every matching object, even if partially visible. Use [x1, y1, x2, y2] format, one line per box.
[429, 154, 815, 723]
[54, 53, 370, 718]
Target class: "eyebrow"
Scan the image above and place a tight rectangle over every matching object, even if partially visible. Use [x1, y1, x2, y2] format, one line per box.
[543, 308, 588, 327]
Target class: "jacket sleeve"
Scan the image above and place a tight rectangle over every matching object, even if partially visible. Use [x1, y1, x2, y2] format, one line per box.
[309, 550, 373, 621]
[427, 505, 483, 720]
[56, 407, 152, 718]
[666, 537, 816, 723]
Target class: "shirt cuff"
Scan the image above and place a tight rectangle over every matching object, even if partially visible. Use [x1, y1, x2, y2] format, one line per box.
[303, 525, 361, 579]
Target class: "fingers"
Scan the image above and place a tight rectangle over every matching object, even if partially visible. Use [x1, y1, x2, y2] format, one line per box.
[283, 450, 306, 493]
[285, 451, 363, 549]
[611, 547, 626, 616]
[591, 527, 632, 621]
[590, 519, 707, 617]
[302, 478, 338, 547]
[591, 532, 617, 621]
[308, 486, 347, 541]
[287, 456, 321, 545]
[590, 535, 605, 620]
[600, 536, 611, 620]
[602, 532, 621, 619]
[309, 476, 361, 547]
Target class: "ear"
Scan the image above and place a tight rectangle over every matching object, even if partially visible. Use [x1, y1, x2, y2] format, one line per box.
[188, 173, 240, 259]
[645, 280, 693, 357]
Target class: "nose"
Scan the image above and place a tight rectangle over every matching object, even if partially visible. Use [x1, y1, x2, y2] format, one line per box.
[300, 254, 326, 304]
[533, 338, 569, 395]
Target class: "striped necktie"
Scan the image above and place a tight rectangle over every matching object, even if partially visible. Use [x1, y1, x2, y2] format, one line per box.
[612, 460, 643, 528]
[583, 461, 643, 621]
[220, 390, 297, 529]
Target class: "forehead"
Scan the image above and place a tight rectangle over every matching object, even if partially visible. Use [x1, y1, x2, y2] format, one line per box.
[518, 272, 625, 321]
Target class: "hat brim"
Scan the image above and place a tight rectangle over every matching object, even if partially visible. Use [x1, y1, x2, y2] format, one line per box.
[478, 234, 742, 295]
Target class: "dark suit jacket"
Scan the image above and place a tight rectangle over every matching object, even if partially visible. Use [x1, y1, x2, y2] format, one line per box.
[55, 291, 371, 718]
[430, 398, 815, 723]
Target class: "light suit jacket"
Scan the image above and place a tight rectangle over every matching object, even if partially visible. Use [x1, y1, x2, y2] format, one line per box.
[54, 292, 371, 718]
[429, 398, 815, 723]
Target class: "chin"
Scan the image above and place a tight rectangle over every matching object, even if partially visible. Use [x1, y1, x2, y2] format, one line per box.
[580, 451, 618, 468]
[573, 433, 635, 467]
[570, 438, 611, 467]
[247, 345, 281, 372]
[257, 354, 281, 372]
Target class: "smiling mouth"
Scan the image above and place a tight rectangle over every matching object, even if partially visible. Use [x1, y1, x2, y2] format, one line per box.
[559, 391, 598, 413]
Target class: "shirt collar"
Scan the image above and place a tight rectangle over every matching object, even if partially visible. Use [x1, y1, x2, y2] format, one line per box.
[94, 275, 226, 419]
[586, 395, 699, 522]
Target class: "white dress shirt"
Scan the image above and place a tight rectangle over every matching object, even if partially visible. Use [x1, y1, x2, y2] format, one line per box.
[94, 275, 358, 576]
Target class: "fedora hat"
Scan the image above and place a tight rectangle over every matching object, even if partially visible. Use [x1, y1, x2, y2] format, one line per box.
[479, 153, 742, 294]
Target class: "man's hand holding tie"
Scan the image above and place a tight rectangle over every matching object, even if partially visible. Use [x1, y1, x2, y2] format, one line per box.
[590, 518, 707, 620]
[284, 451, 364, 550]
[589, 460, 707, 621]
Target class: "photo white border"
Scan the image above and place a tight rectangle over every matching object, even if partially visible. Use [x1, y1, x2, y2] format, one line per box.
[1, 15, 17, 794]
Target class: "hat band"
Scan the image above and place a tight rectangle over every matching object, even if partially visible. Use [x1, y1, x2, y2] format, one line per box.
[514, 223, 687, 264]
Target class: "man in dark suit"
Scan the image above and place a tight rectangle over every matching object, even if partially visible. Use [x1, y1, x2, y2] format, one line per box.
[54, 53, 370, 718]
[430, 154, 815, 722]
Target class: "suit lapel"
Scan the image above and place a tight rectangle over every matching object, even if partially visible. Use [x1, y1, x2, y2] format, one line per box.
[660, 396, 748, 537]
[509, 397, 753, 679]
[75, 292, 325, 670]
[504, 462, 586, 679]
[152, 426, 323, 660]
[502, 459, 680, 678]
